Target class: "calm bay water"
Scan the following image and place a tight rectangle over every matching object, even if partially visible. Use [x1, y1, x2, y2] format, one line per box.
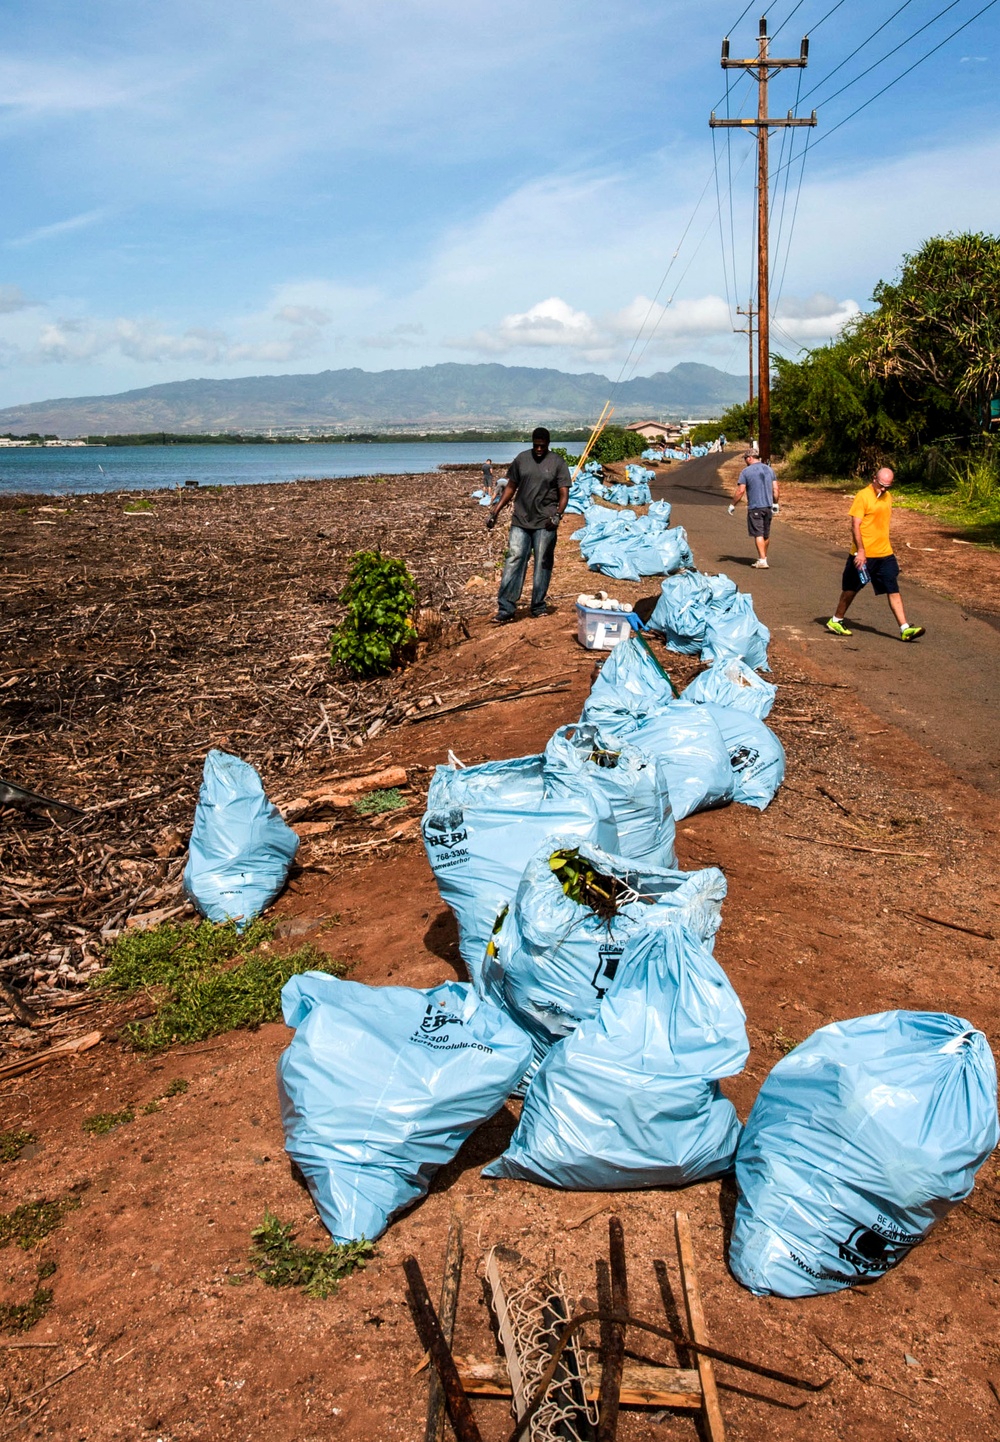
[0, 441, 542, 496]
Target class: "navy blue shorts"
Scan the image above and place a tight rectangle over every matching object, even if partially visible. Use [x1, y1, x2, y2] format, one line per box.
[841, 553, 899, 595]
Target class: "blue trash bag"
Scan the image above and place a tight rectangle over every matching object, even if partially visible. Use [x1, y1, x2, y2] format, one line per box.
[627, 526, 693, 578]
[683, 658, 776, 719]
[575, 508, 637, 552]
[183, 749, 299, 926]
[422, 761, 617, 990]
[647, 499, 672, 522]
[647, 571, 714, 652]
[582, 643, 732, 817]
[704, 573, 739, 608]
[627, 702, 734, 820]
[483, 923, 747, 1189]
[701, 591, 771, 671]
[730, 1011, 1000, 1297]
[278, 973, 532, 1242]
[698, 703, 785, 810]
[427, 753, 548, 813]
[581, 636, 677, 732]
[584, 535, 642, 581]
[544, 723, 676, 870]
[482, 836, 727, 1060]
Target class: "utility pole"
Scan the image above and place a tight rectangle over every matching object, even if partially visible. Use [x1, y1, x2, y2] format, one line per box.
[710, 17, 816, 462]
[735, 304, 756, 416]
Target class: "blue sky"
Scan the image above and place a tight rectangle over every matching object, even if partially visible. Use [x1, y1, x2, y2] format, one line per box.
[0, 0, 997, 406]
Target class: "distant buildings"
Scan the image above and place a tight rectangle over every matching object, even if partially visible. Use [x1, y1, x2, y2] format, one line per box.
[0, 436, 87, 446]
[625, 420, 685, 443]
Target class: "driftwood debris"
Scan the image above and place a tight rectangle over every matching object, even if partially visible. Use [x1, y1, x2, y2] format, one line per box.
[0, 474, 498, 1015]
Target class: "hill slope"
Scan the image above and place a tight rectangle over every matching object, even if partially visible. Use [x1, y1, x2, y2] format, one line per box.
[0, 362, 744, 435]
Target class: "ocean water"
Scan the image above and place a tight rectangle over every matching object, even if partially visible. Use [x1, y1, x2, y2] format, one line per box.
[0, 440, 547, 496]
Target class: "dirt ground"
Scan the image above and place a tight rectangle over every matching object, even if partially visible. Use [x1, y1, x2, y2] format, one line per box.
[3, 464, 1000, 1440]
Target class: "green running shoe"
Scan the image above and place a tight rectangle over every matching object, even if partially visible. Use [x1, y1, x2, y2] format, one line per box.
[900, 624, 925, 642]
[826, 618, 852, 636]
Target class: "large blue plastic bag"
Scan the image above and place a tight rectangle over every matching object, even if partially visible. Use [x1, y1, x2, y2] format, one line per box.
[581, 644, 732, 818]
[426, 753, 547, 814]
[482, 837, 726, 1060]
[484, 923, 747, 1189]
[701, 592, 771, 671]
[684, 658, 776, 719]
[699, 703, 785, 810]
[581, 636, 677, 733]
[422, 787, 616, 991]
[183, 749, 299, 926]
[647, 571, 714, 652]
[628, 703, 734, 819]
[544, 723, 676, 869]
[730, 1011, 1000, 1298]
[627, 526, 694, 577]
[278, 974, 532, 1243]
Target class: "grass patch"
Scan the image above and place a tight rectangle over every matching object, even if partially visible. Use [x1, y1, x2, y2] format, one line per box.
[123, 498, 154, 513]
[0, 1196, 81, 1251]
[83, 1107, 135, 1136]
[249, 1210, 374, 1299]
[353, 787, 407, 815]
[142, 1101, 162, 1115]
[97, 920, 344, 1052]
[0, 1129, 35, 1163]
[164, 1077, 188, 1097]
[0, 1287, 53, 1334]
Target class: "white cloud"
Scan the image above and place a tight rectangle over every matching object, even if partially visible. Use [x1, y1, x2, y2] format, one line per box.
[8, 209, 108, 247]
[773, 293, 860, 342]
[0, 284, 35, 313]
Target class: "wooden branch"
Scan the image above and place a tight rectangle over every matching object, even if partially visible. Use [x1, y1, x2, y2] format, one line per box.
[675, 1211, 725, 1442]
[408, 680, 571, 724]
[780, 833, 934, 860]
[425, 1215, 464, 1442]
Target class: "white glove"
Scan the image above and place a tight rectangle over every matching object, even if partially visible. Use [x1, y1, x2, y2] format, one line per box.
[772, 502, 780, 514]
[727, 504, 736, 516]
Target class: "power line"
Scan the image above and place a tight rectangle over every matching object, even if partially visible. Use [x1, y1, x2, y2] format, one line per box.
[712, 127, 736, 326]
[807, 0, 965, 111]
[799, 0, 920, 106]
[769, 0, 808, 43]
[808, 0, 851, 34]
[770, 0, 1000, 183]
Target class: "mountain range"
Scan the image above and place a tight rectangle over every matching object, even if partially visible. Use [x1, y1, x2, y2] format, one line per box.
[0, 361, 746, 436]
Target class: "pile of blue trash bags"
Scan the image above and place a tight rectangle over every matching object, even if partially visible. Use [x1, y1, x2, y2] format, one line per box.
[207, 511, 994, 1301]
[574, 500, 694, 581]
[566, 460, 654, 514]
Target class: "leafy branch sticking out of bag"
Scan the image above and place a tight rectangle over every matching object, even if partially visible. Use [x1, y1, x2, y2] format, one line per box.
[330, 549, 417, 678]
[549, 849, 631, 922]
[587, 746, 621, 769]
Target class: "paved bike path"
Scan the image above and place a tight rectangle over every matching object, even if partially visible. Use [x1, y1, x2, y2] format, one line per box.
[651, 455, 1000, 794]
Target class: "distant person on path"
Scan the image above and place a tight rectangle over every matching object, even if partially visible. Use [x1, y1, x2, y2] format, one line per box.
[729, 449, 779, 569]
[826, 467, 925, 641]
[482, 457, 495, 500]
[488, 427, 570, 623]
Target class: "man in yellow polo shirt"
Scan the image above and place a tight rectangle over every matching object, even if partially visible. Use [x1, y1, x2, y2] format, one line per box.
[826, 467, 925, 641]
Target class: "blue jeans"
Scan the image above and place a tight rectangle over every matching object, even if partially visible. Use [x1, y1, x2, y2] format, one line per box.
[497, 523, 558, 618]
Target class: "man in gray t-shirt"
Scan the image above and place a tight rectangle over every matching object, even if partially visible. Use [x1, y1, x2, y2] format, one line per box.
[729, 450, 780, 569]
[488, 427, 570, 622]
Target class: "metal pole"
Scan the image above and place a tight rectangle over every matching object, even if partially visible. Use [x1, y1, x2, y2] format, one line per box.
[756, 18, 771, 462]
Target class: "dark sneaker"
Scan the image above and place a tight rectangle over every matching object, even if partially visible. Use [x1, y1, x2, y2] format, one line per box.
[491, 613, 513, 625]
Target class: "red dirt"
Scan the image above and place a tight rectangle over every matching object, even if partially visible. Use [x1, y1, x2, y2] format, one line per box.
[3, 473, 1000, 1441]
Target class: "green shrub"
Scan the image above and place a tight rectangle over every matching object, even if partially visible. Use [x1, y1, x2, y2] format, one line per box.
[250, 1210, 374, 1298]
[83, 1108, 135, 1136]
[0, 1129, 35, 1163]
[588, 426, 648, 465]
[97, 920, 344, 1052]
[353, 787, 406, 815]
[331, 550, 417, 678]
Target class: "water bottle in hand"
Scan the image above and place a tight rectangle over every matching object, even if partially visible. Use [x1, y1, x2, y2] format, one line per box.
[857, 563, 870, 586]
